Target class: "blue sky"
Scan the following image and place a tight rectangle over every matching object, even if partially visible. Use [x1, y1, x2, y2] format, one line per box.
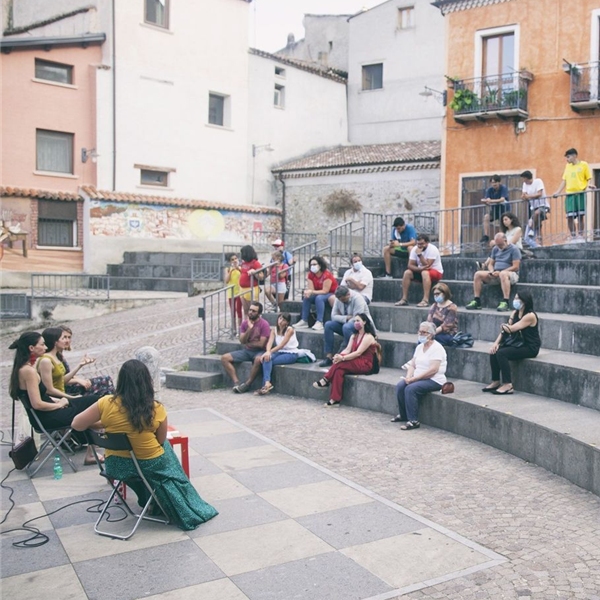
[249, 0, 383, 52]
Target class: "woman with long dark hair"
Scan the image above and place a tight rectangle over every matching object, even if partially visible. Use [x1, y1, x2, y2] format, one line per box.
[72, 359, 218, 531]
[9, 332, 99, 464]
[238, 245, 264, 316]
[483, 290, 541, 395]
[295, 255, 338, 331]
[312, 313, 380, 406]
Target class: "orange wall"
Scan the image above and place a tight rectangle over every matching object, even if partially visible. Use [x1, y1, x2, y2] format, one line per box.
[443, 0, 600, 210]
[1, 45, 101, 192]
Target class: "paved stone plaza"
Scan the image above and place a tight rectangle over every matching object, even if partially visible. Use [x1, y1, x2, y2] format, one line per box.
[1, 296, 600, 599]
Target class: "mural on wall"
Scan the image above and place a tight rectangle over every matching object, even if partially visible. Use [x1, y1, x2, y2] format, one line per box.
[89, 202, 280, 243]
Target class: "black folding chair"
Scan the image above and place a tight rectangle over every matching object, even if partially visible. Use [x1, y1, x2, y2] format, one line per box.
[86, 430, 170, 540]
[19, 395, 78, 478]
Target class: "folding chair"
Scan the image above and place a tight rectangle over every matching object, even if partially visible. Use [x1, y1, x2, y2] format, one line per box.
[19, 395, 78, 478]
[86, 430, 170, 540]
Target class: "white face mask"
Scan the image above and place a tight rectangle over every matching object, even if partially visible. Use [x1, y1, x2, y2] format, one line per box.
[352, 261, 362, 271]
[417, 335, 428, 344]
[310, 265, 319, 274]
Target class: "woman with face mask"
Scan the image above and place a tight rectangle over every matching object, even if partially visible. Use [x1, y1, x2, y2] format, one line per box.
[426, 283, 458, 346]
[391, 321, 447, 430]
[313, 313, 380, 406]
[295, 256, 338, 331]
[482, 290, 540, 395]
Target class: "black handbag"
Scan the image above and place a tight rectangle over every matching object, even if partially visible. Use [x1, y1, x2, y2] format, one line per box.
[9, 399, 37, 470]
[500, 330, 524, 348]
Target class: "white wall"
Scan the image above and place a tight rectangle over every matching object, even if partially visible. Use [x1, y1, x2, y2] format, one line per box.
[247, 53, 348, 207]
[348, 0, 445, 144]
[95, 0, 251, 205]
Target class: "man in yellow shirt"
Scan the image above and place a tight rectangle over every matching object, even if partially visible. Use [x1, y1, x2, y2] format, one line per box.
[553, 148, 593, 239]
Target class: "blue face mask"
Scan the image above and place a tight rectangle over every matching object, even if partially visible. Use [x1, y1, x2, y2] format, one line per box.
[513, 299, 522, 310]
[352, 261, 362, 271]
[434, 295, 444, 304]
[417, 335, 428, 344]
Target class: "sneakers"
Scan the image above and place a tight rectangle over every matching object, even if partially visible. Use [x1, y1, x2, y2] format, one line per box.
[465, 300, 481, 310]
[233, 382, 250, 394]
[378, 273, 393, 279]
[295, 320, 309, 328]
[318, 357, 333, 368]
[312, 321, 324, 331]
[496, 301, 510, 312]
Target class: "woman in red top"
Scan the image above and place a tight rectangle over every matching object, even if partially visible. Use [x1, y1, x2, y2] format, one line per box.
[295, 256, 338, 331]
[238, 245, 263, 315]
[313, 313, 379, 406]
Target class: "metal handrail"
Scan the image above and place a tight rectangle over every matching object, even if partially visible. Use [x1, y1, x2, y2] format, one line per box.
[31, 273, 111, 299]
[569, 61, 600, 103]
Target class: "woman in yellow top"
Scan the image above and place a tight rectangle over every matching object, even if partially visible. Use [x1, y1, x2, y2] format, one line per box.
[72, 359, 218, 531]
[224, 253, 243, 327]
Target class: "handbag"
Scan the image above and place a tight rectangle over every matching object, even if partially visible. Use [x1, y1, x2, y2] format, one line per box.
[500, 330, 524, 348]
[451, 332, 474, 348]
[9, 398, 37, 470]
[441, 382, 455, 394]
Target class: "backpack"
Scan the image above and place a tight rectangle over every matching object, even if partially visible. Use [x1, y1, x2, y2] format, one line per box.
[451, 331, 474, 348]
[370, 342, 382, 374]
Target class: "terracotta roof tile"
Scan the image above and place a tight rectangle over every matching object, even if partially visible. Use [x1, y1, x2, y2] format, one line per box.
[272, 141, 441, 173]
[0, 186, 81, 201]
[80, 186, 281, 215]
[432, 0, 513, 15]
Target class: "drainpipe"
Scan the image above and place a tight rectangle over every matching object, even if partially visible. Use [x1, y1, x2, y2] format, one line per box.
[278, 173, 286, 232]
[111, 0, 116, 190]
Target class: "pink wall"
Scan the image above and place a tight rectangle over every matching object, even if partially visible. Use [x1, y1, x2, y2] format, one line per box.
[1, 44, 101, 192]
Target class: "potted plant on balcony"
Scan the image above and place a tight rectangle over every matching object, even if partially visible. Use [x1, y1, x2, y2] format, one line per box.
[449, 88, 479, 112]
[503, 88, 527, 109]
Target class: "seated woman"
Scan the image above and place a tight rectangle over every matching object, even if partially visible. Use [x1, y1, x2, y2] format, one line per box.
[295, 255, 338, 332]
[72, 359, 218, 531]
[59, 326, 115, 397]
[483, 290, 540, 395]
[255, 313, 314, 396]
[313, 313, 379, 407]
[426, 283, 458, 346]
[392, 321, 447, 430]
[9, 332, 99, 464]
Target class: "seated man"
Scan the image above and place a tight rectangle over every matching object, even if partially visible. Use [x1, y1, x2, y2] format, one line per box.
[220, 301, 270, 393]
[481, 175, 509, 244]
[331, 253, 374, 306]
[395, 234, 443, 308]
[521, 170, 548, 247]
[466, 232, 521, 312]
[381, 217, 417, 279]
[320, 286, 374, 367]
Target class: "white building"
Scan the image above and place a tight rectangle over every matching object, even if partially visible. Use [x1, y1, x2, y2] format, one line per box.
[347, 0, 446, 144]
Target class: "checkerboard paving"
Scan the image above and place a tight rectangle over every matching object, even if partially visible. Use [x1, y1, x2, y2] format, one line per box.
[1, 408, 505, 600]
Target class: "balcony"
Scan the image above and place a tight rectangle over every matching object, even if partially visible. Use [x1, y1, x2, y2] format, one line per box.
[450, 72, 531, 123]
[569, 61, 600, 112]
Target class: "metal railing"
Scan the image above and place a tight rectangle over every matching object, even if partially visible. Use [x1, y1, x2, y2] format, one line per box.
[286, 240, 318, 301]
[362, 190, 599, 256]
[200, 285, 236, 354]
[569, 61, 600, 105]
[191, 258, 221, 281]
[251, 230, 317, 251]
[31, 273, 111, 299]
[0, 293, 30, 319]
[450, 72, 530, 118]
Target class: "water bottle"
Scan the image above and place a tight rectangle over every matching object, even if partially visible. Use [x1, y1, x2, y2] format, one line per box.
[53, 454, 63, 480]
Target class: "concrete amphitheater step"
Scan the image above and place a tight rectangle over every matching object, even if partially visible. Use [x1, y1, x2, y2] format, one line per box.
[164, 370, 222, 391]
[165, 357, 600, 497]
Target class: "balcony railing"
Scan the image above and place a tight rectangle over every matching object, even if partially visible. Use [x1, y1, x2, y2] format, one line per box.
[450, 72, 531, 123]
[569, 61, 600, 111]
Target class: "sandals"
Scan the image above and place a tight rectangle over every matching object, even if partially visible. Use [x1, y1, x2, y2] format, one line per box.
[492, 387, 514, 395]
[400, 420, 420, 430]
[324, 400, 341, 407]
[416, 301, 429, 308]
[394, 299, 409, 306]
[313, 378, 330, 389]
[254, 383, 274, 396]
[482, 384, 500, 393]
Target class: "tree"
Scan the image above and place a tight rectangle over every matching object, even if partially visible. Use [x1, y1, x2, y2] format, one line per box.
[323, 189, 363, 222]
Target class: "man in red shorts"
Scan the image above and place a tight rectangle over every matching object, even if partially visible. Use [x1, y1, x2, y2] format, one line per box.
[395, 234, 444, 308]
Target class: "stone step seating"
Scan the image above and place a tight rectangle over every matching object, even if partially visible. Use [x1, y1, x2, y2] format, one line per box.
[106, 251, 222, 293]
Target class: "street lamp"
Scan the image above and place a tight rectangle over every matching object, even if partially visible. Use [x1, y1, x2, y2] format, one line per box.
[419, 86, 447, 106]
[251, 143, 274, 204]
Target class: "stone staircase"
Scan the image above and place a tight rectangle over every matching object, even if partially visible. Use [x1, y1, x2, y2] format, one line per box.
[166, 242, 600, 497]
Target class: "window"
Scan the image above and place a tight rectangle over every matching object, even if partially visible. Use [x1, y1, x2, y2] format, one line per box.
[35, 59, 73, 84]
[362, 63, 383, 90]
[275, 66, 286, 77]
[140, 169, 169, 186]
[38, 200, 77, 247]
[208, 93, 228, 126]
[145, 0, 169, 29]
[483, 32, 515, 77]
[398, 6, 414, 29]
[274, 84, 285, 108]
[36, 129, 73, 174]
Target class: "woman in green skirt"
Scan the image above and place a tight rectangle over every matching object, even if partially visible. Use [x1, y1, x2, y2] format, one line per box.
[72, 359, 217, 530]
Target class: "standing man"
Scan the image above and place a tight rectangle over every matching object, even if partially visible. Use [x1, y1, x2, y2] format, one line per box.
[381, 217, 417, 279]
[333, 253, 374, 306]
[466, 232, 521, 312]
[520, 170, 549, 245]
[481, 175, 510, 244]
[221, 301, 270, 393]
[552, 148, 593, 239]
[319, 286, 374, 367]
[395, 234, 443, 308]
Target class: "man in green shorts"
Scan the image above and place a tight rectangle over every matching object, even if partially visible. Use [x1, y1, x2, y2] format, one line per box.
[553, 148, 593, 239]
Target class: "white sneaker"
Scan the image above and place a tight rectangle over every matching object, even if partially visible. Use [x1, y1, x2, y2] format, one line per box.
[312, 321, 324, 331]
[295, 320, 309, 328]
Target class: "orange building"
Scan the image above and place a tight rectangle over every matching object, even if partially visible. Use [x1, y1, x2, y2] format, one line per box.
[435, 0, 600, 245]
